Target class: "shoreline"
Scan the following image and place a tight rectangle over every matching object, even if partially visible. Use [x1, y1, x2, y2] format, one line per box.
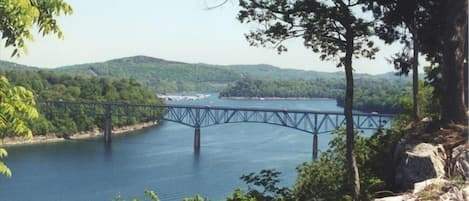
[219, 96, 335, 100]
[1, 121, 158, 147]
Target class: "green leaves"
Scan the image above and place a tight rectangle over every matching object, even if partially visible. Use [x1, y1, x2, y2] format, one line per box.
[144, 190, 160, 201]
[0, 0, 73, 57]
[182, 195, 209, 201]
[0, 76, 38, 177]
[238, 0, 377, 66]
[0, 148, 11, 177]
[0, 76, 38, 139]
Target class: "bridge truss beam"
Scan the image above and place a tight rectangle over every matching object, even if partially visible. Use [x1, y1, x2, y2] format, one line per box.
[41, 101, 394, 160]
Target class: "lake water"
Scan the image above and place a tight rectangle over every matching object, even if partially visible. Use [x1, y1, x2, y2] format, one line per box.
[0, 95, 344, 201]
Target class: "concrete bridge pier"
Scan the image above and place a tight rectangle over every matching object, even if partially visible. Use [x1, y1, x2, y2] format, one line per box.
[194, 128, 201, 152]
[312, 133, 318, 161]
[104, 104, 112, 143]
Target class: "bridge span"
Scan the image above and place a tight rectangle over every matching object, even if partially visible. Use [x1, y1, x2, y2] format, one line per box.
[42, 100, 394, 159]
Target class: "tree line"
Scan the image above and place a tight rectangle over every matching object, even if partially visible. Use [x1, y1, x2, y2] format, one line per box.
[0, 70, 165, 138]
[220, 77, 410, 113]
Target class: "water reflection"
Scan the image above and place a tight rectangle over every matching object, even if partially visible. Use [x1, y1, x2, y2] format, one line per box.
[0, 96, 342, 201]
[192, 150, 200, 170]
[104, 142, 112, 160]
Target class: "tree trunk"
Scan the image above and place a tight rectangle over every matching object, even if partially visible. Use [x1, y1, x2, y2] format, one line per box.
[412, 33, 420, 122]
[344, 32, 360, 201]
[440, 0, 468, 124]
[464, 24, 468, 108]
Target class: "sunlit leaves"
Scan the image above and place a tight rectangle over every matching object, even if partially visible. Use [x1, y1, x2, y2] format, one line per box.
[0, 148, 10, 177]
[182, 195, 210, 201]
[0, 0, 73, 57]
[144, 190, 160, 201]
[0, 76, 38, 139]
[0, 76, 38, 177]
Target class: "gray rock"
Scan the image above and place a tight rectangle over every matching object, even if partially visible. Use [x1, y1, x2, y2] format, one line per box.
[451, 144, 469, 181]
[413, 178, 448, 194]
[374, 195, 413, 201]
[440, 186, 465, 201]
[395, 143, 447, 190]
[463, 186, 469, 201]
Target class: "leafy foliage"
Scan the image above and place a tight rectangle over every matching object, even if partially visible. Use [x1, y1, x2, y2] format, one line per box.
[112, 190, 160, 201]
[0, 0, 73, 56]
[237, 1, 381, 199]
[399, 81, 439, 121]
[0, 76, 38, 139]
[0, 148, 11, 177]
[182, 195, 210, 201]
[0, 70, 164, 137]
[294, 129, 385, 201]
[0, 76, 39, 177]
[220, 77, 410, 113]
[53, 56, 243, 93]
[225, 129, 400, 201]
[38, 55, 407, 94]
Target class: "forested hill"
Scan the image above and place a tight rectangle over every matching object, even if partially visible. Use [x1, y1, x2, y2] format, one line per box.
[1, 55, 412, 93]
[53, 56, 412, 93]
[53, 56, 243, 93]
[220, 77, 410, 113]
[0, 60, 40, 71]
[0, 70, 164, 137]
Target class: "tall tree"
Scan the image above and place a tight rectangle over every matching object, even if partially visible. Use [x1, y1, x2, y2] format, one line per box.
[417, 0, 467, 124]
[237, 1, 378, 200]
[368, 0, 423, 122]
[438, 0, 467, 124]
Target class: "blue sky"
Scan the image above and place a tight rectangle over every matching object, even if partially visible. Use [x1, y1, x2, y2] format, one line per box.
[0, 0, 409, 74]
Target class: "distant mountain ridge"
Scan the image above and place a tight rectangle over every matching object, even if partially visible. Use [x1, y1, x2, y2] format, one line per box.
[0, 60, 40, 71]
[0, 55, 410, 93]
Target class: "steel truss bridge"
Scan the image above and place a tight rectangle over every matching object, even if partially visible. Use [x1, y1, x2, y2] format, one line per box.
[41, 100, 394, 159]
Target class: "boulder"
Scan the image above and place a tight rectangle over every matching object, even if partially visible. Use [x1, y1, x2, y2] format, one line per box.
[463, 186, 469, 201]
[440, 185, 466, 201]
[394, 142, 447, 190]
[374, 195, 414, 201]
[413, 178, 448, 194]
[451, 144, 469, 181]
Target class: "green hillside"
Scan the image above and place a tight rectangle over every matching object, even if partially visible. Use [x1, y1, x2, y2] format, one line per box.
[0, 69, 164, 137]
[221, 64, 344, 80]
[0, 55, 412, 94]
[0, 60, 40, 71]
[53, 56, 243, 93]
[220, 77, 410, 113]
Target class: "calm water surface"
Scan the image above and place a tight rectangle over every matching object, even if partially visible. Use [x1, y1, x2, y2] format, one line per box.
[0, 95, 343, 201]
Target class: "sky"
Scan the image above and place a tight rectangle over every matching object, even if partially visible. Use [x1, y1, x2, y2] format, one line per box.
[0, 0, 411, 74]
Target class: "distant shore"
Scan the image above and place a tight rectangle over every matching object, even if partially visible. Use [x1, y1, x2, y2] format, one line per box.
[1, 121, 157, 147]
[219, 96, 334, 100]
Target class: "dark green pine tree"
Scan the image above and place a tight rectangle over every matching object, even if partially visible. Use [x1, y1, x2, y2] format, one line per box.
[238, 1, 378, 200]
[366, 0, 425, 122]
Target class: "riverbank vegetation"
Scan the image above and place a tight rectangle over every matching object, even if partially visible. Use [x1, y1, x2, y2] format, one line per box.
[220, 77, 410, 113]
[0, 70, 165, 138]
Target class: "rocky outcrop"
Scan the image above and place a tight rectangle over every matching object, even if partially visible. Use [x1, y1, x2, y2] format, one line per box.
[450, 144, 469, 181]
[439, 185, 466, 201]
[394, 142, 447, 190]
[374, 179, 468, 201]
[412, 178, 449, 194]
[374, 195, 411, 201]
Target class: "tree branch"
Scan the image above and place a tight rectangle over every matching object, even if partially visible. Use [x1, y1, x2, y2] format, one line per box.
[205, 0, 229, 10]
